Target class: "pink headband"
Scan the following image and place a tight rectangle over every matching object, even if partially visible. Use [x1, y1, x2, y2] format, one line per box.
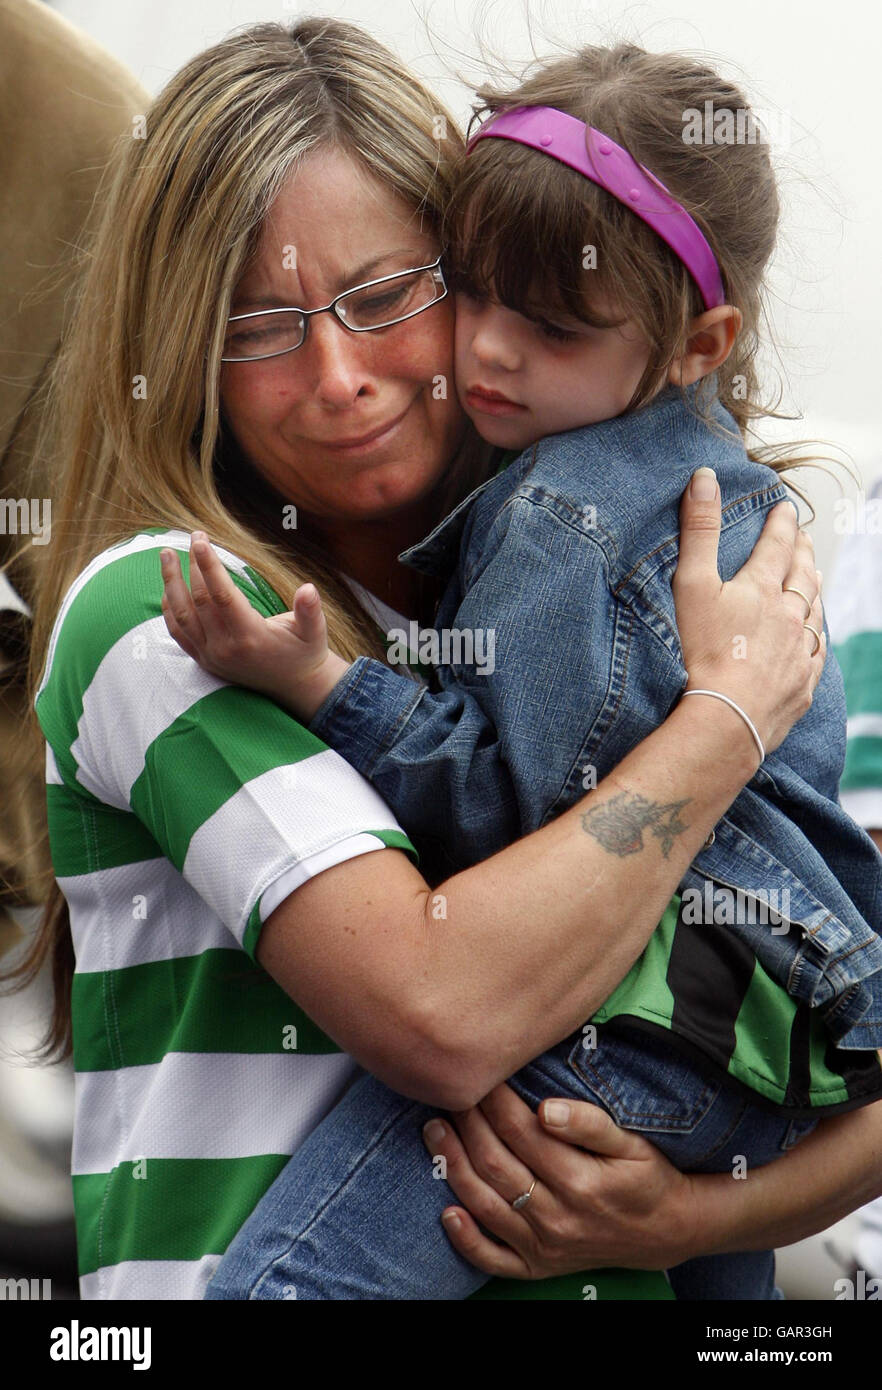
[466, 105, 725, 311]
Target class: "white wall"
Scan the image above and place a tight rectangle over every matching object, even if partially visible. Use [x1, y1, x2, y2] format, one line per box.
[52, 0, 882, 573]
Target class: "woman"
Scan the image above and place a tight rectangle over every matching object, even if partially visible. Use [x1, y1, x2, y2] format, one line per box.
[7, 17, 878, 1300]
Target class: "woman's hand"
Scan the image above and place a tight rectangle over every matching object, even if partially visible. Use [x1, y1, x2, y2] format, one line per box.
[424, 1087, 882, 1279]
[422, 1085, 698, 1277]
[673, 468, 826, 756]
[159, 532, 349, 720]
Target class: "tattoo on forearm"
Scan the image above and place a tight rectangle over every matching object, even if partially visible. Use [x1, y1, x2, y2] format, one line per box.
[581, 790, 692, 858]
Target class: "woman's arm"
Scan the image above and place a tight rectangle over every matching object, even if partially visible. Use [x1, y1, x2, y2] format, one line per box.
[240, 479, 825, 1111]
[418, 1085, 882, 1276]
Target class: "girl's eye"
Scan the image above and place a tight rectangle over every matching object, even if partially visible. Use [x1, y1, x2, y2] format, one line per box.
[536, 319, 579, 343]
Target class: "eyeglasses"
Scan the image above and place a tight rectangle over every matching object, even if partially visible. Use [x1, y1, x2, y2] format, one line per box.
[221, 255, 447, 362]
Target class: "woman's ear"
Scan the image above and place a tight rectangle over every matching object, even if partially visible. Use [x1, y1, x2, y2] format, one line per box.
[668, 305, 743, 387]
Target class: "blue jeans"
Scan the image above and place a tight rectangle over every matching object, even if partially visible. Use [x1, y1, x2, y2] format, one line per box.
[204, 1025, 817, 1301]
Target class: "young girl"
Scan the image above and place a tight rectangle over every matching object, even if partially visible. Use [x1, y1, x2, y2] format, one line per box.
[161, 44, 882, 1299]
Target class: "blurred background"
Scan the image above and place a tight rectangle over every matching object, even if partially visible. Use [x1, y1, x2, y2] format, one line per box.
[1, 0, 879, 1300]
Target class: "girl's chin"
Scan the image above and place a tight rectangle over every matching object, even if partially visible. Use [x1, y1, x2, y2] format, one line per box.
[468, 417, 535, 451]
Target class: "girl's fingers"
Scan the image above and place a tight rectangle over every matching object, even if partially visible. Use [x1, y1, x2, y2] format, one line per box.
[160, 549, 207, 649]
[160, 591, 200, 662]
[189, 533, 254, 637]
[292, 584, 327, 644]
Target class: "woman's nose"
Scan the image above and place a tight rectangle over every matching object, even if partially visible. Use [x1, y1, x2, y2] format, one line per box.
[304, 314, 374, 406]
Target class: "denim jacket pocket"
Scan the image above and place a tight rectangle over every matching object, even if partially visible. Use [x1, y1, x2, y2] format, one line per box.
[567, 1024, 722, 1134]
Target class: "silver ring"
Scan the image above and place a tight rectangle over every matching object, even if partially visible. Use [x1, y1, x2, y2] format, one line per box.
[803, 623, 822, 657]
[784, 585, 813, 621]
[511, 1178, 536, 1211]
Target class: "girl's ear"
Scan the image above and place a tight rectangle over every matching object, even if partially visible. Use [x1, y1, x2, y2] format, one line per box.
[668, 305, 742, 387]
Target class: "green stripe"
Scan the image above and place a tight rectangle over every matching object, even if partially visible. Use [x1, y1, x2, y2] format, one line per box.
[730, 958, 797, 1101]
[593, 894, 874, 1110]
[46, 782, 163, 876]
[370, 827, 418, 859]
[834, 631, 882, 717]
[71, 949, 340, 1070]
[73, 1155, 289, 1274]
[804, 1011, 853, 1105]
[592, 895, 679, 1028]
[72, 1158, 674, 1298]
[842, 735, 882, 793]
[35, 541, 281, 785]
[130, 684, 333, 872]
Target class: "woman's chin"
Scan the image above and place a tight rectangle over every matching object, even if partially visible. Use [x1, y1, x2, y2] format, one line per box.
[310, 464, 441, 523]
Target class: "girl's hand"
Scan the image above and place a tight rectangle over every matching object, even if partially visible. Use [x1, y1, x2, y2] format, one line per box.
[422, 1085, 698, 1278]
[673, 468, 826, 756]
[159, 532, 349, 720]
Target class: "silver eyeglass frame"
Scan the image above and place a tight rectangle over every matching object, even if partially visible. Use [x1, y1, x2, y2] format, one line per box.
[221, 255, 447, 362]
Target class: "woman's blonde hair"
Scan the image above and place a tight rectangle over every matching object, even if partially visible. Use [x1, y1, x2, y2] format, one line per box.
[445, 42, 829, 484]
[2, 16, 488, 1057]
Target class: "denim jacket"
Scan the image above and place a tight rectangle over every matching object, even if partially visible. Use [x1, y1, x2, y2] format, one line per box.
[310, 381, 882, 1049]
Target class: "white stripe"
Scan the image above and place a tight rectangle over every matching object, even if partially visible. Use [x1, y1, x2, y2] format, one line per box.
[826, 525, 882, 646]
[80, 1254, 223, 1301]
[61, 833, 388, 973]
[72, 1052, 358, 1172]
[854, 1196, 882, 1280]
[840, 788, 882, 833]
[259, 832, 386, 921]
[72, 615, 225, 809]
[183, 751, 405, 940]
[847, 713, 882, 741]
[45, 743, 63, 785]
[60, 859, 239, 973]
[36, 529, 259, 704]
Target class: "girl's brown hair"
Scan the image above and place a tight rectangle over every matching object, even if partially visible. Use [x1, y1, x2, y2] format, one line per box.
[1, 16, 491, 1059]
[444, 42, 819, 476]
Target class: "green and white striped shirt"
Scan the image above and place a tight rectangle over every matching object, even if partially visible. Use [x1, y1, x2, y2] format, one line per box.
[35, 528, 417, 1299]
[828, 487, 882, 831]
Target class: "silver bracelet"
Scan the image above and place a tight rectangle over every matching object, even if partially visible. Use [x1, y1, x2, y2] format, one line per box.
[681, 689, 766, 766]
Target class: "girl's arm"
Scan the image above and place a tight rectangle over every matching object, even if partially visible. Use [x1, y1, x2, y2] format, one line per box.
[419, 1084, 882, 1276]
[160, 478, 797, 879]
[161, 478, 824, 1112]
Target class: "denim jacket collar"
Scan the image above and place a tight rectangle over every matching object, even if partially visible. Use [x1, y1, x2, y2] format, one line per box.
[397, 461, 515, 580]
[398, 382, 706, 583]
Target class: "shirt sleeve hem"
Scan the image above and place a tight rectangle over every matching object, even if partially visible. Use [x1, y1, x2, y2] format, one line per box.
[242, 828, 417, 961]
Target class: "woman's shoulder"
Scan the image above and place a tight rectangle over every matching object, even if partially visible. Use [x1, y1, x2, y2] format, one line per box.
[35, 528, 278, 735]
[62, 528, 266, 622]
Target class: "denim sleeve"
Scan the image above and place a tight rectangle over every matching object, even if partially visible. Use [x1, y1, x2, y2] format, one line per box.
[308, 497, 617, 870]
[307, 654, 522, 869]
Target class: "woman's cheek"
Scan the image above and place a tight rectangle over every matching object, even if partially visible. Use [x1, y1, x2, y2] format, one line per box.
[220, 360, 299, 435]
[404, 295, 458, 389]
